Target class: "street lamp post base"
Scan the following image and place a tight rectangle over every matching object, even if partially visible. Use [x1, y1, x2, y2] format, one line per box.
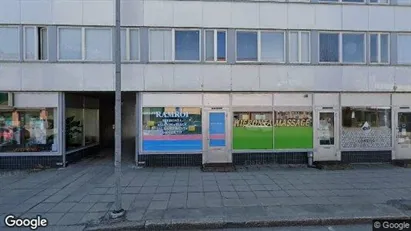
[110, 209, 126, 219]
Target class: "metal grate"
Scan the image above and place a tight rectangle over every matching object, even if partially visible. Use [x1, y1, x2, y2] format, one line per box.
[139, 154, 202, 167]
[341, 151, 392, 163]
[0, 155, 62, 169]
[233, 152, 308, 165]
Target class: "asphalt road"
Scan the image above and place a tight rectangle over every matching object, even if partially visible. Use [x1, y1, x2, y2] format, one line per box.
[196, 224, 372, 231]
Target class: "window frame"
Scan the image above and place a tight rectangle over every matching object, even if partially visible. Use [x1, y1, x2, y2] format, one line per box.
[397, 33, 411, 65]
[369, 32, 390, 65]
[0, 26, 21, 61]
[148, 28, 173, 62]
[204, 29, 227, 63]
[57, 27, 113, 62]
[369, 0, 390, 5]
[318, 31, 341, 64]
[341, 32, 366, 64]
[259, 30, 286, 64]
[121, 28, 140, 62]
[319, 0, 366, 4]
[23, 26, 49, 62]
[174, 28, 202, 62]
[288, 31, 311, 64]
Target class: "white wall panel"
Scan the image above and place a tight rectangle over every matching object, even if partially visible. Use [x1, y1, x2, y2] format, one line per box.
[143, 0, 173, 27]
[368, 67, 395, 92]
[144, 65, 174, 90]
[203, 94, 230, 107]
[202, 2, 231, 28]
[314, 5, 342, 30]
[121, 0, 144, 26]
[287, 66, 315, 91]
[369, 6, 394, 31]
[392, 94, 411, 107]
[0, 0, 20, 24]
[174, 1, 202, 27]
[173, 65, 203, 90]
[14, 93, 59, 108]
[52, 0, 83, 25]
[0, 64, 22, 91]
[83, 0, 114, 26]
[142, 93, 202, 106]
[314, 94, 339, 107]
[83, 64, 114, 91]
[341, 67, 369, 91]
[342, 5, 368, 31]
[21, 64, 45, 91]
[259, 66, 288, 91]
[395, 67, 411, 91]
[202, 65, 231, 91]
[287, 4, 315, 29]
[122, 64, 144, 91]
[274, 93, 312, 106]
[45, 64, 84, 91]
[341, 93, 390, 106]
[259, 3, 287, 29]
[21, 0, 52, 24]
[232, 94, 272, 107]
[231, 66, 259, 91]
[395, 7, 411, 31]
[231, 3, 259, 28]
[314, 66, 343, 91]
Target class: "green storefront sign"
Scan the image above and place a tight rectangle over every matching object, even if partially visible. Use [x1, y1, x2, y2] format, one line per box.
[233, 111, 313, 150]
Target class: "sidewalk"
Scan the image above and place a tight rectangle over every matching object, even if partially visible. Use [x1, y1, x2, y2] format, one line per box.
[1, 156, 411, 231]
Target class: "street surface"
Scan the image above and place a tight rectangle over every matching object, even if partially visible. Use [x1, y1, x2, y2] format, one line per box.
[197, 225, 372, 231]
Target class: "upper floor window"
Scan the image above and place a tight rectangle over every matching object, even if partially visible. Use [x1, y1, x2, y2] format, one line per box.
[320, 0, 365, 3]
[397, 0, 410, 5]
[205, 30, 227, 62]
[149, 29, 201, 62]
[0, 27, 20, 60]
[397, 34, 411, 64]
[370, 33, 389, 64]
[24, 26, 48, 61]
[121, 28, 140, 61]
[236, 30, 285, 62]
[289, 31, 310, 63]
[319, 32, 365, 64]
[370, 0, 389, 4]
[58, 27, 112, 61]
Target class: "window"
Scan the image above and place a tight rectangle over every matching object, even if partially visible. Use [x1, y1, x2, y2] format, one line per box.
[369, 0, 389, 4]
[236, 31, 258, 61]
[289, 31, 310, 63]
[0, 109, 58, 152]
[397, 0, 411, 5]
[370, 33, 389, 64]
[342, 33, 365, 63]
[274, 110, 313, 149]
[236, 30, 285, 62]
[84, 109, 99, 145]
[320, 0, 365, 2]
[260, 31, 285, 62]
[85, 28, 112, 61]
[58, 27, 112, 61]
[319, 33, 339, 63]
[24, 26, 48, 61]
[66, 108, 84, 150]
[342, 107, 391, 149]
[233, 112, 273, 150]
[0, 27, 20, 60]
[205, 30, 227, 62]
[398, 34, 411, 64]
[149, 29, 172, 61]
[121, 28, 140, 61]
[58, 28, 82, 60]
[175, 30, 200, 61]
[142, 107, 202, 152]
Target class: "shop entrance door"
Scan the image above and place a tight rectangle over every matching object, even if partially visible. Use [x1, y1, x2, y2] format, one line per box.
[203, 108, 231, 164]
[394, 109, 411, 160]
[314, 108, 340, 161]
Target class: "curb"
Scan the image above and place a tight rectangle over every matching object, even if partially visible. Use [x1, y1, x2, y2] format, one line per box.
[84, 215, 411, 231]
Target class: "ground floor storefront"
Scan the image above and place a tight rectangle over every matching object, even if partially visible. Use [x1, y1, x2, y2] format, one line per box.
[1, 92, 411, 169]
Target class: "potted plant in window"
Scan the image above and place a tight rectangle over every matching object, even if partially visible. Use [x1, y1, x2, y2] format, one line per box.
[66, 116, 82, 149]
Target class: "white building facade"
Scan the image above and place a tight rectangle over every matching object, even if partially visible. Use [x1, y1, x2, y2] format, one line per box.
[1, 0, 411, 168]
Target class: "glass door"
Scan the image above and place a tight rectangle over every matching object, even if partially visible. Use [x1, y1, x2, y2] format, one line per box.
[314, 110, 339, 161]
[395, 110, 411, 159]
[203, 109, 231, 164]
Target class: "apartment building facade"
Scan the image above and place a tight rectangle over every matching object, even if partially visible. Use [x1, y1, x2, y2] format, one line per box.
[1, 0, 411, 168]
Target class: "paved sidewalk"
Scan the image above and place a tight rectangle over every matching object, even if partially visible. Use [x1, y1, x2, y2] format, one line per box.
[1, 155, 411, 231]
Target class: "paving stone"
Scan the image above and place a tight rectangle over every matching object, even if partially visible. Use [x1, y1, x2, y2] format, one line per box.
[249, 185, 266, 191]
[139, 187, 157, 194]
[44, 194, 68, 203]
[156, 187, 172, 193]
[221, 191, 239, 199]
[143, 209, 165, 220]
[205, 199, 223, 207]
[126, 209, 144, 221]
[70, 202, 95, 212]
[254, 191, 272, 198]
[219, 185, 235, 192]
[148, 201, 168, 210]
[89, 202, 112, 212]
[48, 202, 77, 213]
[57, 212, 86, 225]
[40, 212, 65, 225]
[89, 187, 109, 195]
[27, 203, 56, 213]
[152, 193, 170, 201]
[80, 212, 106, 224]
[237, 191, 256, 198]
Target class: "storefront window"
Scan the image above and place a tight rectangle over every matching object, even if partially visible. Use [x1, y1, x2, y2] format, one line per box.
[233, 112, 273, 150]
[398, 112, 411, 145]
[142, 107, 202, 151]
[0, 93, 8, 106]
[66, 108, 84, 150]
[342, 107, 391, 149]
[84, 109, 99, 145]
[274, 110, 313, 149]
[0, 109, 57, 152]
